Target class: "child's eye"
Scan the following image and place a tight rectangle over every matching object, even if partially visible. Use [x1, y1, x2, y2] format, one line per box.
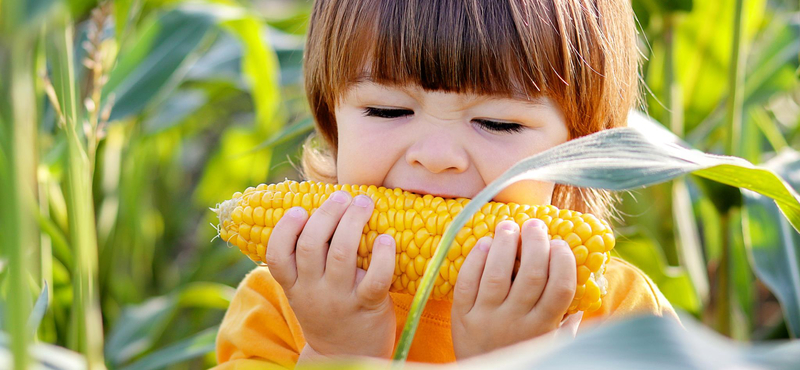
[362, 107, 413, 119]
[473, 119, 525, 134]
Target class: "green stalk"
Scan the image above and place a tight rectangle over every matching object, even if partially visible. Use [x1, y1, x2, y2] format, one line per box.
[725, 0, 746, 157]
[716, 212, 732, 336]
[49, 20, 106, 369]
[1, 1, 38, 368]
[0, 34, 37, 370]
[717, 0, 747, 337]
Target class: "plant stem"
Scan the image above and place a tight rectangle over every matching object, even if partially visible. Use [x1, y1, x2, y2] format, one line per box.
[50, 21, 107, 369]
[725, 0, 747, 157]
[714, 0, 747, 338]
[0, 33, 37, 370]
[716, 212, 732, 336]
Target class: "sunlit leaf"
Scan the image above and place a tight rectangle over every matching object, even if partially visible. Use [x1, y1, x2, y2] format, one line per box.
[742, 148, 800, 337]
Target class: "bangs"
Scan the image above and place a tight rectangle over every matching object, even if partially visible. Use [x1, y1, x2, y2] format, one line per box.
[314, 0, 564, 102]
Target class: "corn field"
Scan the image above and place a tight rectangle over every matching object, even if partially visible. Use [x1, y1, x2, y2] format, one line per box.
[1, 0, 799, 369]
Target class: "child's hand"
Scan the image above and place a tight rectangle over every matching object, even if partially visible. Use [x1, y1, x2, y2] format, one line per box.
[265, 191, 397, 360]
[451, 219, 580, 359]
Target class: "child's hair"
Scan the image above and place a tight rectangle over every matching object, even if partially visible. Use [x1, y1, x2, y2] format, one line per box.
[300, 0, 639, 222]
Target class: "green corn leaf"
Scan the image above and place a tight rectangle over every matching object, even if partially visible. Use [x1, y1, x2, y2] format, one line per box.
[27, 282, 49, 336]
[105, 282, 234, 366]
[117, 326, 218, 370]
[394, 123, 800, 360]
[103, 7, 217, 121]
[459, 315, 800, 370]
[742, 148, 800, 337]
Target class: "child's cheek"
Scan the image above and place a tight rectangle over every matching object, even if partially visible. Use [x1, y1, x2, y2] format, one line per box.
[336, 117, 405, 186]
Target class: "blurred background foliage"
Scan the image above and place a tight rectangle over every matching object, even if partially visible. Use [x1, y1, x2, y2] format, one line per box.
[0, 0, 799, 368]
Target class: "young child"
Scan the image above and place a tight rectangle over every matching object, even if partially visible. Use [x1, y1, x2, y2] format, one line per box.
[215, 0, 678, 367]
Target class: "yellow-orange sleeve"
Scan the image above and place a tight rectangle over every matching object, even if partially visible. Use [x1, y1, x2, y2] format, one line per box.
[213, 267, 305, 370]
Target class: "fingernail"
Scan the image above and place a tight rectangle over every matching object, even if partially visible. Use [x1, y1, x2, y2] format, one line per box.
[528, 218, 547, 231]
[378, 234, 394, 246]
[551, 239, 568, 248]
[499, 221, 518, 232]
[331, 191, 348, 204]
[478, 237, 492, 252]
[289, 207, 306, 219]
[354, 195, 372, 208]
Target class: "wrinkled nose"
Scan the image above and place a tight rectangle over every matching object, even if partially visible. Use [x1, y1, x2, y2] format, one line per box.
[405, 128, 469, 174]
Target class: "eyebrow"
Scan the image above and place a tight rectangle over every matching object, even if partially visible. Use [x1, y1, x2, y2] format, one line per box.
[349, 74, 546, 108]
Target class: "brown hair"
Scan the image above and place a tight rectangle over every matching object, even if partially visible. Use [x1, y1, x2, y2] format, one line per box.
[300, 0, 639, 222]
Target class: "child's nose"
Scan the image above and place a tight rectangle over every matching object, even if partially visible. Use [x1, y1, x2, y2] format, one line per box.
[404, 129, 469, 174]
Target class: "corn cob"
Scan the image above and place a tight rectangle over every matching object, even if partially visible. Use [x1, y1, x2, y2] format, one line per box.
[213, 180, 615, 314]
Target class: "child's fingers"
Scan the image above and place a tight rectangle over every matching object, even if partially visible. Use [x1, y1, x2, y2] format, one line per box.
[532, 240, 576, 320]
[475, 221, 519, 307]
[325, 195, 374, 286]
[506, 219, 551, 312]
[295, 191, 351, 283]
[264, 206, 308, 289]
[355, 234, 395, 308]
[452, 237, 492, 316]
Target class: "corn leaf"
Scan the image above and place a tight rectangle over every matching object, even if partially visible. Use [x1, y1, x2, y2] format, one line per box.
[395, 123, 800, 360]
[742, 148, 800, 337]
[27, 282, 49, 336]
[105, 282, 234, 367]
[117, 326, 217, 370]
[459, 315, 800, 370]
[103, 7, 216, 121]
[0, 332, 86, 370]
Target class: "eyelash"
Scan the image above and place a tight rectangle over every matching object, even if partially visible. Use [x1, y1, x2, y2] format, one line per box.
[362, 107, 525, 134]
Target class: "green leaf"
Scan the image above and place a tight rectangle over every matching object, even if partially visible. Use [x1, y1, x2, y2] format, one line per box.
[105, 282, 234, 366]
[742, 148, 800, 337]
[0, 332, 87, 370]
[27, 282, 49, 335]
[142, 89, 207, 135]
[222, 16, 281, 133]
[460, 315, 800, 369]
[118, 326, 217, 370]
[394, 124, 800, 360]
[249, 116, 313, 154]
[103, 7, 217, 121]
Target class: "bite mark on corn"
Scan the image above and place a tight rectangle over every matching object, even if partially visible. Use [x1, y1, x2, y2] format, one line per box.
[213, 180, 615, 314]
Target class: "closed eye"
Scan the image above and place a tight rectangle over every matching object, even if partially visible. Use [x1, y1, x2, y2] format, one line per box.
[472, 119, 525, 134]
[362, 107, 526, 134]
[362, 107, 413, 119]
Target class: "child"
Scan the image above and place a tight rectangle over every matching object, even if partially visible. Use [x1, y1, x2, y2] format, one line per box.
[215, 0, 678, 367]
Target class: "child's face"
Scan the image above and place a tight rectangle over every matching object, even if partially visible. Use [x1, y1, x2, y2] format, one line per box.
[334, 80, 568, 205]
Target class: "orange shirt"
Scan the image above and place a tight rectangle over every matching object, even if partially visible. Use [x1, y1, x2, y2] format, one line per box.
[213, 257, 679, 369]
